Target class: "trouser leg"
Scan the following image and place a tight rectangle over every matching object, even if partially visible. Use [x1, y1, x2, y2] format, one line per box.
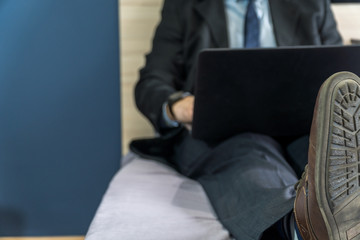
[285, 135, 309, 178]
[193, 133, 298, 240]
[171, 129, 213, 176]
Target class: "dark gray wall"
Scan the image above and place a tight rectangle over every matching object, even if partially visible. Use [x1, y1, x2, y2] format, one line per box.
[0, 0, 121, 236]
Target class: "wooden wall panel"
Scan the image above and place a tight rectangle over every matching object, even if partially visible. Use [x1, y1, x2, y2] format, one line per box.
[120, 0, 163, 152]
[120, 1, 360, 153]
[332, 4, 360, 44]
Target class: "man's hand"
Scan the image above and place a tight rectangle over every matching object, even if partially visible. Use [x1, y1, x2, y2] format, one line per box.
[167, 96, 194, 129]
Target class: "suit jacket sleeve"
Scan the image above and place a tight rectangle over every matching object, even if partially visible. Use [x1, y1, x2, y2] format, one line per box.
[135, 0, 185, 133]
[320, 0, 342, 45]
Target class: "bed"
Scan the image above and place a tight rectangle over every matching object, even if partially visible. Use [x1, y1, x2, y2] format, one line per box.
[85, 153, 231, 240]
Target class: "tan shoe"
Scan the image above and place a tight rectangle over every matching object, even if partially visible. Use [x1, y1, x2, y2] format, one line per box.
[294, 72, 360, 240]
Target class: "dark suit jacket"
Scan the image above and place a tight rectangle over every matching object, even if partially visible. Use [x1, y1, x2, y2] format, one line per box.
[135, 0, 342, 133]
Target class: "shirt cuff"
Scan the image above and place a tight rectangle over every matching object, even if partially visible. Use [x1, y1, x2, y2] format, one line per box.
[162, 102, 180, 128]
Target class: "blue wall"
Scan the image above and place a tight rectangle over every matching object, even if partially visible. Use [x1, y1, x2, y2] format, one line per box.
[0, 0, 120, 236]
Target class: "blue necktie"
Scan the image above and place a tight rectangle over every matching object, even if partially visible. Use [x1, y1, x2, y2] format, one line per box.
[244, 0, 260, 48]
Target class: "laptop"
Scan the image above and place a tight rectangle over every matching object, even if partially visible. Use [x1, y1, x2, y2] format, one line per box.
[192, 45, 360, 144]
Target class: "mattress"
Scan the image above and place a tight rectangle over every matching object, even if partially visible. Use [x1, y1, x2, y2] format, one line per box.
[85, 152, 231, 240]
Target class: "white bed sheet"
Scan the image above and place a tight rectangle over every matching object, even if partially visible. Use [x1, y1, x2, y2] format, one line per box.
[85, 152, 231, 240]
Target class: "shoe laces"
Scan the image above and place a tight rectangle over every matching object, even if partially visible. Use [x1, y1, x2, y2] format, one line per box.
[295, 164, 308, 192]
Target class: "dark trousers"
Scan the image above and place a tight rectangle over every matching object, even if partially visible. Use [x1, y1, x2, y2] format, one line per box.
[172, 131, 309, 240]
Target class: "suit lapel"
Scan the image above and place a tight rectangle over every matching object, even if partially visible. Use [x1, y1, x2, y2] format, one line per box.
[269, 0, 301, 46]
[194, 0, 228, 47]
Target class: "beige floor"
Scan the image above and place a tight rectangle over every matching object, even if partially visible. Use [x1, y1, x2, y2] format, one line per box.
[0, 237, 84, 240]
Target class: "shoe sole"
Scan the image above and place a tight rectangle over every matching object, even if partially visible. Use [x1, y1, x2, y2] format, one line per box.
[316, 72, 360, 240]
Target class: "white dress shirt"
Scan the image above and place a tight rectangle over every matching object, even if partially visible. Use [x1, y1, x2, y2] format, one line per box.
[225, 0, 277, 48]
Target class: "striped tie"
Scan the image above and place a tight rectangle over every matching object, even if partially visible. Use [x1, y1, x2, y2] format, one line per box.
[244, 0, 260, 48]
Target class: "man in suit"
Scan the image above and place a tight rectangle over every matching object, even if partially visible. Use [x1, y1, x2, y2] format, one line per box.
[133, 0, 360, 239]
[135, 0, 341, 133]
